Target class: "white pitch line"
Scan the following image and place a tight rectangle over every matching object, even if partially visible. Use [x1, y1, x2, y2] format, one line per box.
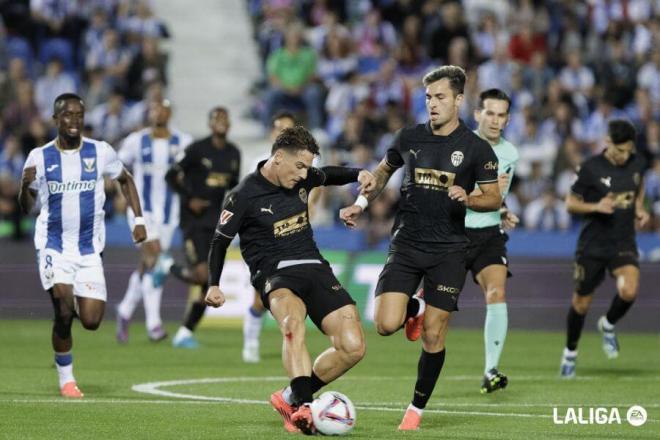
[127, 377, 659, 423]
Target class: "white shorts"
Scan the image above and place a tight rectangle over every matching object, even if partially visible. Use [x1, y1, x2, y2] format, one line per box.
[127, 211, 177, 251]
[37, 249, 107, 301]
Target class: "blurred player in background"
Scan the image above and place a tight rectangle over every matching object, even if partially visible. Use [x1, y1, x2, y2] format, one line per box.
[205, 126, 374, 434]
[115, 99, 192, 343]
[156, 106, 241, 348]
[19, 93, 146, 397]
[560, 119, 649, 378]
[340, 66, 502, 431]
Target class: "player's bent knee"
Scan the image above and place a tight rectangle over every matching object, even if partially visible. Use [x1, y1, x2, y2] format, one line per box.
[80, 317, 102, 331]
[485, 286, 505, 303]
[619, 286, 638, 302]
[280, 315, 305, 340]
[375, 318, 400, 336]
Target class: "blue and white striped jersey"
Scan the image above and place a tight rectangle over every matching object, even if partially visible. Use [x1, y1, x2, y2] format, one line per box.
[24, 137, 124, 256]
[118, 128, 192, 226]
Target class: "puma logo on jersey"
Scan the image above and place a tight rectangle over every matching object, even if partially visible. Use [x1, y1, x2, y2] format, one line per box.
[260, 205, 273, 215]
[409, 149, 421, 159]
[46, 164, 59, 172]
[600, 176, 611, 188]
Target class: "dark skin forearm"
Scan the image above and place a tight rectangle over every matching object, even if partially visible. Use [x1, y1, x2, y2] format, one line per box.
[116, 168, 143, 216]
[18, 187, 36, 214]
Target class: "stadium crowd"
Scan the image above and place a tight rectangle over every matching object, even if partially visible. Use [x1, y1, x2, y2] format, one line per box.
[0, 0, 169, 239]
[247, 0, 660, 246]
[0, 0, 658, 248]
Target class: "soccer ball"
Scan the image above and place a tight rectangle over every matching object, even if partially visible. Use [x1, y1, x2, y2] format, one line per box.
[310, 391, 356, 435]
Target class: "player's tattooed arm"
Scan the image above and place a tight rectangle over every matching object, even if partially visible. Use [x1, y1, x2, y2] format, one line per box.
[366, 159, 396, 202]
[18, 166, 37, 214]
[116, 167, 147, 243]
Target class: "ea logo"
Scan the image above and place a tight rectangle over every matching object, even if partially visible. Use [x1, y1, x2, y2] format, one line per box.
[626, 405, 647, 427]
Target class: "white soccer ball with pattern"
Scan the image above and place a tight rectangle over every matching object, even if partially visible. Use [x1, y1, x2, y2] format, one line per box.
[310, 391, 356, 435]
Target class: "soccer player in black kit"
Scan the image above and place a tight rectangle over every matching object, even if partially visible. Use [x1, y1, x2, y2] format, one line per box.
[340, 66, 502, 431]
[205, 126, 375, 434]
[157, 106, 240, 348]
[559, 119, 649, 378]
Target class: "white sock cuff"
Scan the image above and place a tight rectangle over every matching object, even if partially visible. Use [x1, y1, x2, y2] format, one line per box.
[563, 347, 578, 357]
[407, 403, 423, 416]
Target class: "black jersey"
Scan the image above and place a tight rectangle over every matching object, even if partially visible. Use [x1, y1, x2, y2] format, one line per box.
[571, 152, 646, 256]
[175, 136, 240, 230]
[214, 162, 359, 287]
[386, 121, 498, 252]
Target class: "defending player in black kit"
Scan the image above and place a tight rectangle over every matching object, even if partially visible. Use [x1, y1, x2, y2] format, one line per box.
[204, 126, 375, 434]
[559, 119, 649, 378]
[340, 66, 502, 431]
[157, 106, 240, 348]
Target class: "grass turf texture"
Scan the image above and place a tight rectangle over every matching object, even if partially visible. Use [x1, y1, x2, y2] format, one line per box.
[1, 320, 658, 439]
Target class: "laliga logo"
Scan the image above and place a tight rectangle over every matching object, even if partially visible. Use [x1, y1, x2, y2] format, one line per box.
[553, 405, 647, 426]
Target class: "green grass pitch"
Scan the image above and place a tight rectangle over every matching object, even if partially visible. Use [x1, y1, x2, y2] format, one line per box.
[1, 320, 658, 439]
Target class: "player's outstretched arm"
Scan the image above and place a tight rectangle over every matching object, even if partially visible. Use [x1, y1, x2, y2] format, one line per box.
[339, 159, 395, 228]
[116, 167, 147, 243]
[18, 166, 37, 214]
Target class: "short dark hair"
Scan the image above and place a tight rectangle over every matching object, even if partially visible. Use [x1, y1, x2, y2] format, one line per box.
[271, 110, 296, 127]
[478, 88, 511, 112]
[208, 106, 228, 119]
[422, 65, 466, 95]
[608, 119, 637, 144]
[271, 126, 319, 155]
[53, 93, 84, 115]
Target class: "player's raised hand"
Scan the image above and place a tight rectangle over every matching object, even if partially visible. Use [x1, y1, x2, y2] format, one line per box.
[22, 166, 36, 188]
[501, 210, 520, 230]
[636, 207, 650, 228]
[339, 205, 364, 229]
[357, 170, 376, 196]
[205, 285, 226, 308]
[595, 193, 615, 214]
[448, 185, 468, 204]
[132, 224, 147, 243]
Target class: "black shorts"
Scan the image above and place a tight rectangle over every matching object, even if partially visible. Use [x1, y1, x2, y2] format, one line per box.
[183, 227, 215, 266]
[375, 245, 467, 312]
[465, 226, 512, 282]
[574, 249, 639, 296]
[260, 263, 356, 331]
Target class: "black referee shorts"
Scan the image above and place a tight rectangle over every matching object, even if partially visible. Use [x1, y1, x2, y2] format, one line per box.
[260, 263, 356, 331]
[375, 244, 467, 312]
[465, 226, 512, 283]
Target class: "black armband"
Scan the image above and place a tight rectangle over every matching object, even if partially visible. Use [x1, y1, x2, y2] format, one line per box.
[320, 166, 361, 185]
[207, 231, 233, 286]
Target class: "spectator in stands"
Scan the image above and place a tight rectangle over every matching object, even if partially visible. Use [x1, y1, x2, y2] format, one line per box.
[558, 49, 595, 116]
[126, 37, 168, 101]
[34, 57, 77, 120]
[263, 23, 323, 129]
[85, 29, 132, 87]
[0, 134, 26, 239]
[0, 57, 29, 110]
[645, 155, 660, 232]
[427, 1, 471, 62]
[2, 80, 39, 137]
[477, 42, 515, 93]
[508, 22, 546, 64]
[523, 188, 571, 231]
[88, 88, 131, 145]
